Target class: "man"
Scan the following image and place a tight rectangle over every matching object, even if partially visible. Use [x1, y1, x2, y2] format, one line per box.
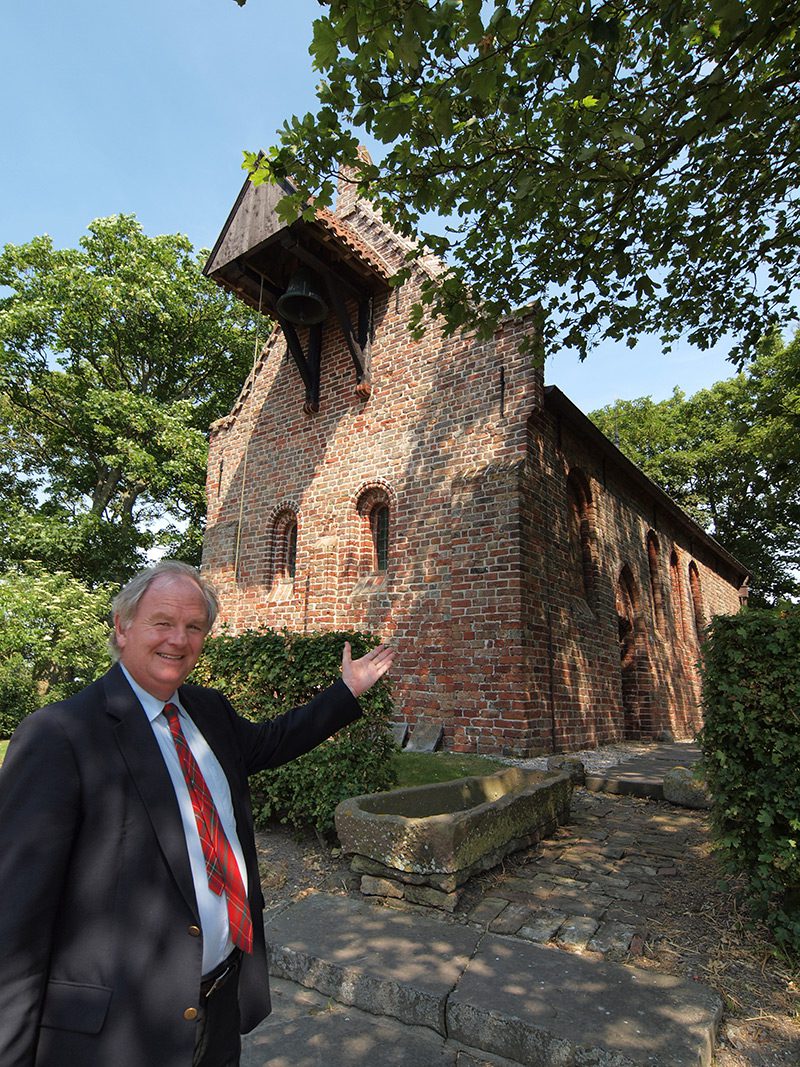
[0, 560, 395, 1067]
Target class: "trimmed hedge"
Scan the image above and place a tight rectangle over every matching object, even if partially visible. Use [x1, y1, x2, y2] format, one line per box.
[699, 606, 800, 954]
[193, 627, 397, 834]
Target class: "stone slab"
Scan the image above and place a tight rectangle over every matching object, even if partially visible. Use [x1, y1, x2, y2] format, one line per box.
[404, 721, 444, 751]
[390, 721, 410, 748]
[585, 773, 665, 800]
[242, 977, 459, 1066]
[265, 893, 480, 1035]
[585, 743, 704, 802]
[448, 934, 723, 1066]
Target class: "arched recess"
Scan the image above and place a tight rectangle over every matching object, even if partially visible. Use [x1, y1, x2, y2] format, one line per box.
[352, 480, 396, 581]
[646, 530, 666, 632]
[670, 548, 687, 640]
[269, 501, 300, 587]
[616, 564, 653, 739]
[566, 468, 596, 605]
[688, 561, 706, 643]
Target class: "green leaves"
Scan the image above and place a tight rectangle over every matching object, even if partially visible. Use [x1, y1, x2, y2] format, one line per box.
[194, 628, 396, 833]
[0, 215, 267, 584]
[257, 0, 800, 358]
[589, 331, 800, 605]
[0, 565, 113, 733]
[699, 607, 800, 953]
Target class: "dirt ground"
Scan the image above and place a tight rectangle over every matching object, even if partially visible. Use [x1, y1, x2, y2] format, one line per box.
[255, 799, 799, 1067]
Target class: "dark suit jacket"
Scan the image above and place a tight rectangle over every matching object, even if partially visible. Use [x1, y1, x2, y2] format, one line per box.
[0, 664, 362, 1067]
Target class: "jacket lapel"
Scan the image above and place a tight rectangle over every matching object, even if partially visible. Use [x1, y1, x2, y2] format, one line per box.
[103, 666, 200, 920]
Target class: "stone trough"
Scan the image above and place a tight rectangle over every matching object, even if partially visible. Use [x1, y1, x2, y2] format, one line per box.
[334, 767, 572, 911]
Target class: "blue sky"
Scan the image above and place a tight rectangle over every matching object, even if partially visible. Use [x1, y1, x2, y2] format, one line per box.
[1, 0, 738, 412]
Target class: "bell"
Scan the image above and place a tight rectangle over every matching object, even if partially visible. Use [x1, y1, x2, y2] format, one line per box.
[276, 268, 328, 326]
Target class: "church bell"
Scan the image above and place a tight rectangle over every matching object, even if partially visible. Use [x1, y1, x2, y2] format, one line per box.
[276, 268, 329, 326]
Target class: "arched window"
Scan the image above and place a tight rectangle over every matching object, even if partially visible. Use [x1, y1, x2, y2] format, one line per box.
[566, 469, 595, 603]
[646, 531, 665, 631]
[271, 506, 299, 584]
[284, 519, 298, 579]
[355, 485, 393, 578]
[371, 504, 390, 572]
[670, 548, 686, 640]
[688, 561, 706, 643]
[616, 564, 638, 669]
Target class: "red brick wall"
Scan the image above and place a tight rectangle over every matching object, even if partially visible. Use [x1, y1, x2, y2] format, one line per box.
[202, 200, 744, 756]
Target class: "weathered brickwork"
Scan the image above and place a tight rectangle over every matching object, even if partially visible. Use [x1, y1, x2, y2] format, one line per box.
[202, 185, 746, 757]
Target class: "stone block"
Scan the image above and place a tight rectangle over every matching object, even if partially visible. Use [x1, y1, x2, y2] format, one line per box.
[556, 914, 600, 949]
[405, 722, 443, 752]
[663, 766, 713, 809]
[517, 908, 567, 943]
[546, 755, 586, 784]
[390, 721, 410, 748]
[360, 875, 404, 899]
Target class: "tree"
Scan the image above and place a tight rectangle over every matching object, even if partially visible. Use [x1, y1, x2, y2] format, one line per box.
[0, 566, 113, 735]
[590, 331, 800, 604]
[243, 0, 800, 359]
[0, 216, 266, 584]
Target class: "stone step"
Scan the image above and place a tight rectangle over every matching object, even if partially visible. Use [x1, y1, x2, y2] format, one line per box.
[264, 894, 723, 1067]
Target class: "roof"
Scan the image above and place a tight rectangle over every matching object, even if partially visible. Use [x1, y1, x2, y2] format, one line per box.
[202, 167, 391, 319]
[543, 385, 749, 583]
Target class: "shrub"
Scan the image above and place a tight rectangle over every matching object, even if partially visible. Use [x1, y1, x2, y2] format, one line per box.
[0, 653, 39, 739]
[194, 628, 397, 834]
[698, 606, 800, 955]
[0, 565, 113, 702]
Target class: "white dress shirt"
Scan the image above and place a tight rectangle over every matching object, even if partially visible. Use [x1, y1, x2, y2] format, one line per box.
[120, 665, 249, 974]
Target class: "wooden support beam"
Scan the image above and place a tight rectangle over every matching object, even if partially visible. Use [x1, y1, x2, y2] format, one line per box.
[324, 279, 372, 396]
[278, 317, 321, 413]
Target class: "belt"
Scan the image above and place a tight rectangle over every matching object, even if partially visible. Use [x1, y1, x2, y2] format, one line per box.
[200, 949, 242, 1000]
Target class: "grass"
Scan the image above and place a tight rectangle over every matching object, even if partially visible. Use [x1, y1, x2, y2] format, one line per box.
[0, 741, 508, 784]
[392, 750, 508, 788]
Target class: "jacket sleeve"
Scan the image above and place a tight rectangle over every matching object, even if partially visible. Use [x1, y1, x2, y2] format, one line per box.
[0, 710, 82, 1067]
[230, 679, 363, 776]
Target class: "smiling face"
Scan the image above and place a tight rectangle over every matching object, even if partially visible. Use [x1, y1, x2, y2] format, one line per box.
[114, 575, 210, 701]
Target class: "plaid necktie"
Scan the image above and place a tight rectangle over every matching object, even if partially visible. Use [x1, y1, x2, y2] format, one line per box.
[163, 703, 253, 953]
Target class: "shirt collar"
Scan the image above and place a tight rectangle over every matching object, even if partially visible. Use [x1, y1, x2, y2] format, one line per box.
[119, 663, 180, 724]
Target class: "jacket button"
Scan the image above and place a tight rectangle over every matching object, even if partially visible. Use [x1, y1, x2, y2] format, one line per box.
[188, 925, 201, 937]
[183, 1007, 198, 1021]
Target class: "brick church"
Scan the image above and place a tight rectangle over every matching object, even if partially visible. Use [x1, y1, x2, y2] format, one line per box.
[200, 159, 748, 757]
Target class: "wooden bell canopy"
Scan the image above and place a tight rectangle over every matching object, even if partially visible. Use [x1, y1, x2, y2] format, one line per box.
[203, 167, 391, 413]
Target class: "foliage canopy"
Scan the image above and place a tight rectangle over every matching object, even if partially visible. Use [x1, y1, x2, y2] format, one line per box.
[244, 0, 800, 359]
[0, 215, 265, 584]
[0, 566, 113, 736]
[589, 330, 800, 604]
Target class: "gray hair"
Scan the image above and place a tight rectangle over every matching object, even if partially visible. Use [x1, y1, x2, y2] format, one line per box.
[109, 560, 220, 661]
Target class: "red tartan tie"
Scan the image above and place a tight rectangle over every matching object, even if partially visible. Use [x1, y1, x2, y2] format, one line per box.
[163, 704, 253, 953]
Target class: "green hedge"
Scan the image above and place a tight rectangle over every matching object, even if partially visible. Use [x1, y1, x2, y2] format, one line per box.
[699, 606, 800, 954]
[193, 628, 397, 834]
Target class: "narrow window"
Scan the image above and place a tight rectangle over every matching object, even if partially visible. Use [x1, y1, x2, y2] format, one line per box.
[689, 561, 705, 643]
[285, 520, 298, 579]
[371, 504, 389, 572]
[670, 548, 686, 640]
[566, 470, 594, 603]
[355, 485, 393, 580]
[647, 531, 665, 631]
[271, 508, 299, 585]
